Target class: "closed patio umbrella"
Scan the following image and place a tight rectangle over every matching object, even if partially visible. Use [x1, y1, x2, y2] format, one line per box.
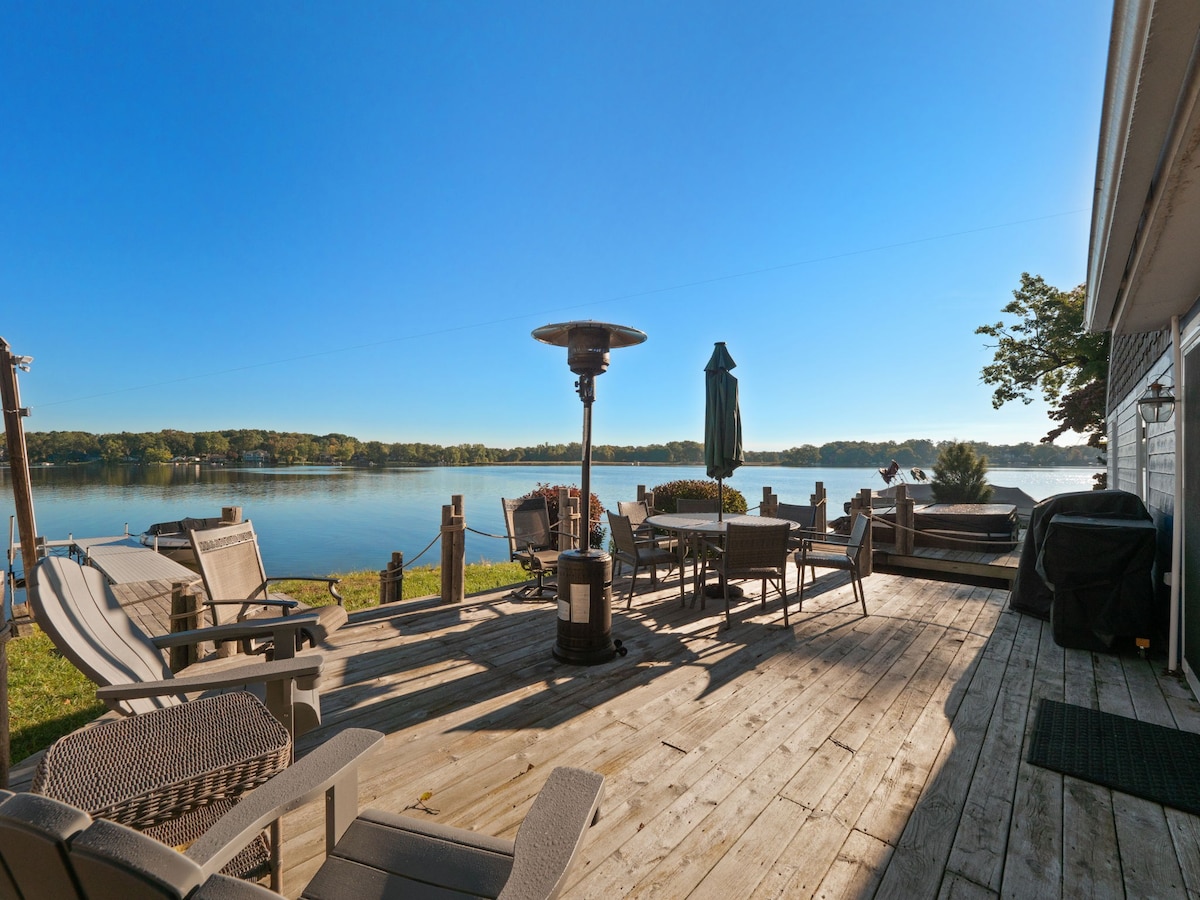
[704, 342, 743, 521]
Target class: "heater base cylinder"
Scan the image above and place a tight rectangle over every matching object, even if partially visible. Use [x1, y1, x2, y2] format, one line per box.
[552, 550, 615, 665]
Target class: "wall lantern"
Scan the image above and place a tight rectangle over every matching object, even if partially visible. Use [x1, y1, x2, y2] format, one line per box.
[532, 320, 646, 665]
[1138, 379, 1175, 424]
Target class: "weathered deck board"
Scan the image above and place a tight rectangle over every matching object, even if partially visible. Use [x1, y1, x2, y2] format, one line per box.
[256, 564, 1200, 898]
[21, 554, 1200, 898]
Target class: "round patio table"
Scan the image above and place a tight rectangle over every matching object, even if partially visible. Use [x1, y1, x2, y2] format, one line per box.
[645, 513, 800, 607]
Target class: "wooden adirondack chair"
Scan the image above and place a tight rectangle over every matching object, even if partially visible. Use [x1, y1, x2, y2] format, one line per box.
[187, 520, 347, 656]
[0, 727, 605, 900]
[30, 556, 325, 739]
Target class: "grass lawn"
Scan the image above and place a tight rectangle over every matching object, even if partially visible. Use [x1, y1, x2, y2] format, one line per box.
[5, 561, 529, 766]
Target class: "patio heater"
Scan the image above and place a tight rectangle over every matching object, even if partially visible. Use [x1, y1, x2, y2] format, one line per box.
[532, 320, 646, 665]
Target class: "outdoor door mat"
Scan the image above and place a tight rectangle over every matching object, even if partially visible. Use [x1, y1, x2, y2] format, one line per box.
[1028, 698, 1200, 816]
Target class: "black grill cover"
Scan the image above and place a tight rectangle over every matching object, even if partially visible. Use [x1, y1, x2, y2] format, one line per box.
[1038, 515, 1157, 651]
[1009, 489, 1152, 621]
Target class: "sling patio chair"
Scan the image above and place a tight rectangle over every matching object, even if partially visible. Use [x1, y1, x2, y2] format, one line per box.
[795, 512, 870, 617]
[703, 521, 792, 629]
[0, 726, 605, 900]
[188, 520, 347, 657]
[501, 496, 562, 600]
[30, 556, 326, 740]
[607, 512, 680, 608]
[675, 497, 720, 514]
[616, 499, 679, 553]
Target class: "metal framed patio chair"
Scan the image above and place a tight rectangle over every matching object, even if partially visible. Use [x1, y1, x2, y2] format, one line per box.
[795, 512, 870, 617]
[704, 522, 792, 629]
[616, 499, 679, 553]
[607, 512, 680, 608]
[0, 727, 605, 900]
[30, 556, 326, 740]
[502, 496, 562, 600]
[188, 520, 347, 657]
[775, 502, 822, 550]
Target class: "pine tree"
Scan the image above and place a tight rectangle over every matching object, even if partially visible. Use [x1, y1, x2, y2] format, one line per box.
[931, 442, 993, 504]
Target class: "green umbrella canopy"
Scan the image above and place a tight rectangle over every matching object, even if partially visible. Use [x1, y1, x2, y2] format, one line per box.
[704, 342, 744, 480]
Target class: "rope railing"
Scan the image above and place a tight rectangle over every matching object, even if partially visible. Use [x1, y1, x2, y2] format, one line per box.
[863, 510, 1019, 548]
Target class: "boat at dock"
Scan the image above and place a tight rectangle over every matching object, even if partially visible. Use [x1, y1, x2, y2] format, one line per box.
[138, 516, 224, 566]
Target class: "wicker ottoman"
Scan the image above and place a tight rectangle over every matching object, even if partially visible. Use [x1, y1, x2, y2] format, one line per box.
[32, 691, 291, 881]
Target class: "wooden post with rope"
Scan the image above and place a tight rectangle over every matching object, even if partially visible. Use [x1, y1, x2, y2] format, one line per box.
[761, 486, 778, 518]
[852, 487, 874, 576]
[440, 495, 465, 604]
[379, 552, 403, 604]
[811, 482, 827, 533]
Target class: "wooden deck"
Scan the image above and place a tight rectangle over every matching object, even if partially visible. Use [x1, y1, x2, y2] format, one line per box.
[872, 541, 1021, 585]
[245, 565, 1200, 898]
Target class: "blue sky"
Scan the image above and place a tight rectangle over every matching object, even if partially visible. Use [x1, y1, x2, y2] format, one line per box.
[1, 2, 1112, 452]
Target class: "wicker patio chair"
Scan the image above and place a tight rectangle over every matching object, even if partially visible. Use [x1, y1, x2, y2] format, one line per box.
[675, 497, 720, 514]
[704, 522, 792, 628]
[502, 496, 561, 599]
[796, 512, 870, 617]
[188, 520, 347, 657]
[0, 728, 605, 900]
[30, 556, 325, 740]
[607, 512, 679, 608]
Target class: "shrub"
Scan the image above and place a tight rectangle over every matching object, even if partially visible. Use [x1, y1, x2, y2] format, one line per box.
[523, 483, 605, 549]
[651, 479, 748, 514]
[931, 442, 994, 504]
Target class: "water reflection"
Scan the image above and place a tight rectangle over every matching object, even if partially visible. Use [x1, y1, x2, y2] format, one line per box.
[1, 464, 1098, 576]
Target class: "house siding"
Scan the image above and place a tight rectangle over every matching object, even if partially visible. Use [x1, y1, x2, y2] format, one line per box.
[1109, 329, 1171, 406]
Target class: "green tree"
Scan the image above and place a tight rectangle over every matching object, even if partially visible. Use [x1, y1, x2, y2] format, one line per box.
[194, 431, 229, 457]
[976, 273, 1110, 448]
[930, 442, 993, 504]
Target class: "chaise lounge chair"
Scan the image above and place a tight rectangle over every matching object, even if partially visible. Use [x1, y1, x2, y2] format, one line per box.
[30, 556, 325, 739]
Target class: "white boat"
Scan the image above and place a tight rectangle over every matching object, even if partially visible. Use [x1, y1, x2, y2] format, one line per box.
[138, 516, 225, 566]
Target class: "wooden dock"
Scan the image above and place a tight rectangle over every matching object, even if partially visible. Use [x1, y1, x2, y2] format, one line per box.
[247, 566, 1198, 897]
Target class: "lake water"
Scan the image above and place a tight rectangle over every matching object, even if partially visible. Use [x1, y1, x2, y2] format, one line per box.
[1, 464, 1099, 575]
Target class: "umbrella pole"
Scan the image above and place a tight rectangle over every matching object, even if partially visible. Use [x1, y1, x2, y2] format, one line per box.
[718, 478, 724, 522]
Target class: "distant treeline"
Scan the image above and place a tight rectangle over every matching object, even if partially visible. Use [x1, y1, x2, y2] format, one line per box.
[8, 429, 1102, 469]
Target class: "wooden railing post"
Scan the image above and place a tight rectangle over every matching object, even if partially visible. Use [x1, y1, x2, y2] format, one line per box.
[221, 506, 243, 525]
[380, 551, 404, 604]
[895, 484, 915, 555]
[569, 496, 582, 549]
[170, 581, 203, 670]
[557, 487, 572, 550]
[440, 496, 465, 604]
[854, 488, 874, 576]
[761, 487, 777, 517]
[811, 482, 827, 533]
